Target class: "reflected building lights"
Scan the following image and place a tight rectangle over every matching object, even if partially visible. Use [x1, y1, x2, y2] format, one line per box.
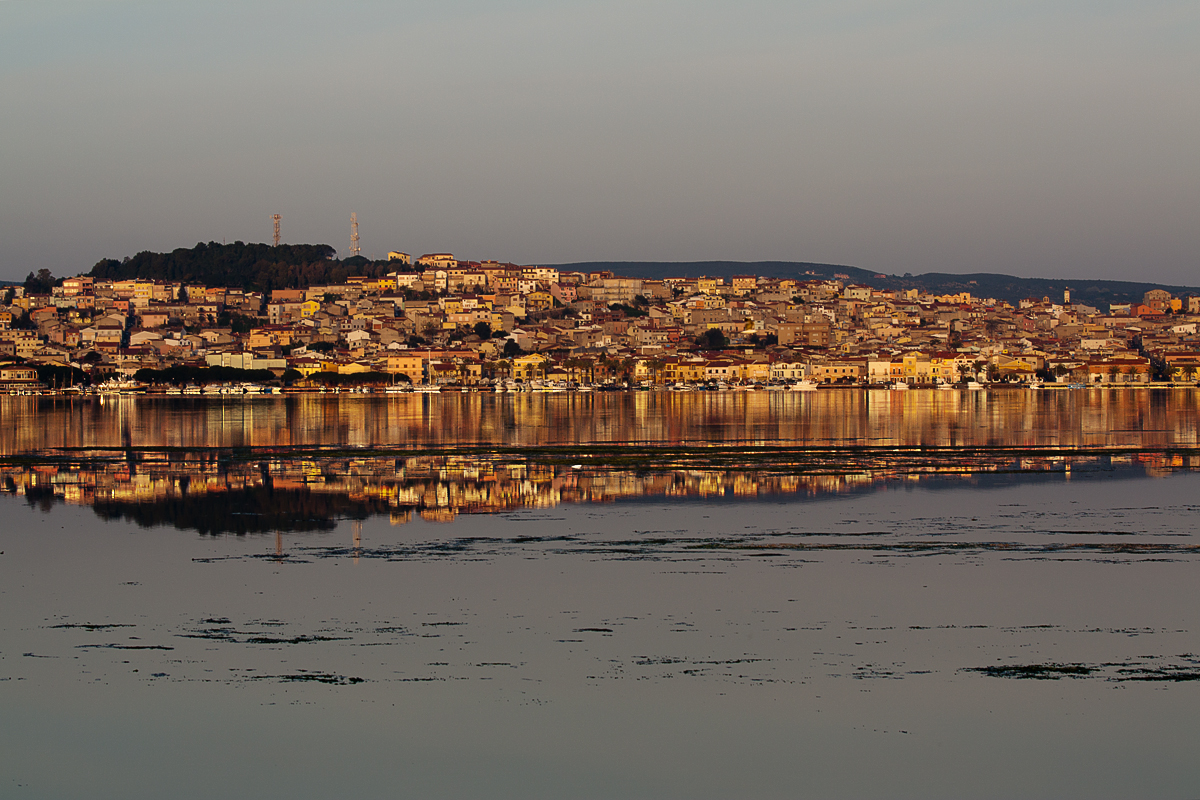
[4, 391, 1200, 534]
[3, 450, 1197, 534]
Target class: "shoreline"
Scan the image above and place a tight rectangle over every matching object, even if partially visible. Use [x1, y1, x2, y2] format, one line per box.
[4, 381, 1199, 398]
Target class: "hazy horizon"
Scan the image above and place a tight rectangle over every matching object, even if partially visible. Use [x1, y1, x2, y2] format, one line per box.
[2, 1, 1197, 284]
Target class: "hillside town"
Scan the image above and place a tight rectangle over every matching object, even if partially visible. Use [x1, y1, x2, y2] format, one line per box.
[4, 253, 1200, 392]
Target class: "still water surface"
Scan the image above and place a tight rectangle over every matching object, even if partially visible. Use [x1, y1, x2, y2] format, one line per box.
[2, 392, 1200, 798]
[4, 387, 1200, 450]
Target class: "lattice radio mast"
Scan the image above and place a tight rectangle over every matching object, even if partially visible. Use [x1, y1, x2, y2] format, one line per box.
[350, 212, 361, 257]
[272, 214, 281, 247]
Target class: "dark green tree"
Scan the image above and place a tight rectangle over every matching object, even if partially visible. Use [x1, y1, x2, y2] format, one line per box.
[35, 364, 89, 388]
[24, 269, 55, 295]
[217, 311, 257, 334]
[697, 328, 728, 350]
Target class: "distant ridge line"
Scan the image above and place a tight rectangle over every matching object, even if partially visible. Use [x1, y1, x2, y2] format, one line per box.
[548, 261, 1200, 306]
[8, 242, 1193, 308]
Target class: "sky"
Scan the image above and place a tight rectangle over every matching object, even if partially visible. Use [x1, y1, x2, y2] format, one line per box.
[1, 0, 1198, 284]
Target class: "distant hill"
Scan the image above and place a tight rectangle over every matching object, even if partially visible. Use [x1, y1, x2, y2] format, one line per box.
[552, 261, 1200, 307]
[87, 242, 395, 291]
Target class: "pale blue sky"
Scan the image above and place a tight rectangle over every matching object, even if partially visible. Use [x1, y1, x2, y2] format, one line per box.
[2, 1, 1197, 283]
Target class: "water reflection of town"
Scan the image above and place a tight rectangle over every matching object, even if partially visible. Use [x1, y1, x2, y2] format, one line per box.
[4, 388, 1200, 454]
[4, 450, 1197, 535]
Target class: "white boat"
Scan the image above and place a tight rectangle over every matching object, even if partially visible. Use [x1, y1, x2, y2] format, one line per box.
[891, 381, 910, 390]
[937, 382, 955, 390]
[966, 381, 984, 390]
[96, 379, 147, 395]
[788, 380, 818, 392]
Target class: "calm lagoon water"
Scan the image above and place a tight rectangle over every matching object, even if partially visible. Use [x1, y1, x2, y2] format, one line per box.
[3, 392, 1200, 798]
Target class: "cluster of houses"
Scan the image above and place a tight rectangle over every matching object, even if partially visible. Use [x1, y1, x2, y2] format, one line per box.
[4, 253, 1200, 391]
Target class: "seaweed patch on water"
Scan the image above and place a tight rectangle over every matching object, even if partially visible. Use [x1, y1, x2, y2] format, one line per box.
[76, 643, 175, 650]
[249, 672, 365, 685]
[178, 619, 352, 645]
[964, 653, 1200, 681]
[243, 635, 349, 644]
[688, 540, 1200, 558]
[851, 665, 901, 679]
[964, 663, 1097, 679]
[1116, 670, 1200, 681]
[180, 530, 1200, 569]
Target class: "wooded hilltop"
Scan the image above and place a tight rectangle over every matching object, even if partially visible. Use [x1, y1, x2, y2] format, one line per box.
[86, 242, 387, 291]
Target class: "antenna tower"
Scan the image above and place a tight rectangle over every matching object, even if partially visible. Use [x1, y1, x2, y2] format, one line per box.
[350, 213, 361, 258]
[272, 214, 281, 247]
